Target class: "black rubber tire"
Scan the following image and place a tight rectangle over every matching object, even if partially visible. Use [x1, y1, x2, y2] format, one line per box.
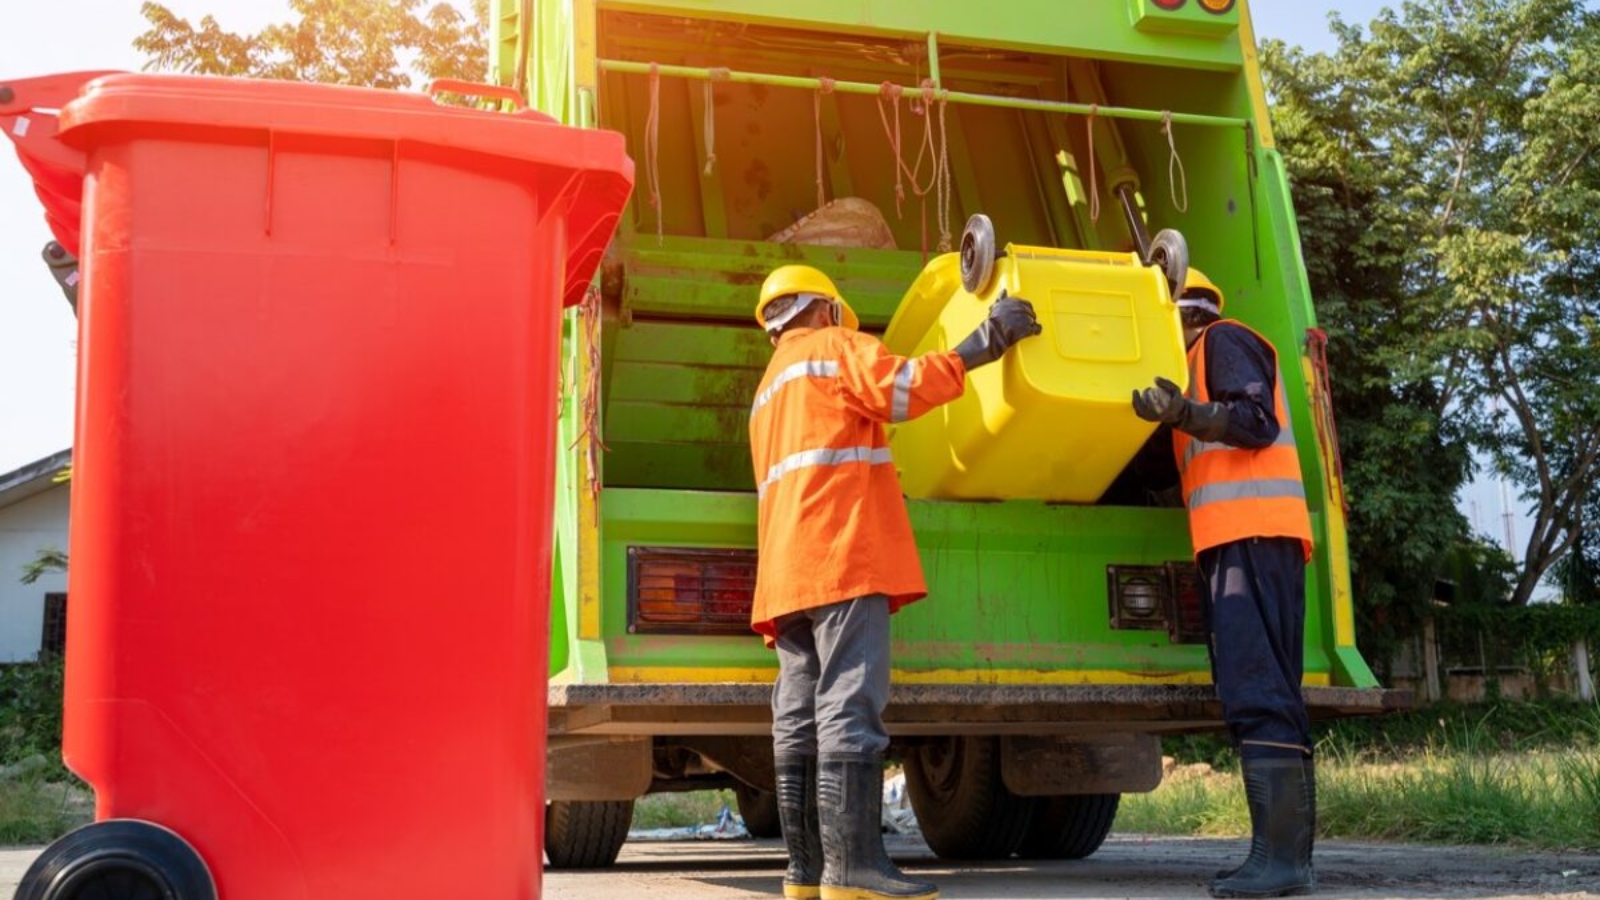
[15, 819, 216, 900]
[545, 800, 634, 869]
[959, 214, 999, 295]
[734, 782, 783, 839]
[1017, 793, 1121, 860]
[904, 736, 1036, 860]
[1145, 228, 1190, 298]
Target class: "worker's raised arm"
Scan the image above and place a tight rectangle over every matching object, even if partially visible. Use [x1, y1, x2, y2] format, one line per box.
[834, 332, 967, 424]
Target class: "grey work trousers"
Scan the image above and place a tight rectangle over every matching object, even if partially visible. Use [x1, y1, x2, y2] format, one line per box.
[770, 596, 892, 758]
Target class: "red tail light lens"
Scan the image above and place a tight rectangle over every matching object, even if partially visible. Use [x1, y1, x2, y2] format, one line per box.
[628, 547, 758, 635]
[1167, 562, 1207, 644]
[1153, 0, 1187, 9]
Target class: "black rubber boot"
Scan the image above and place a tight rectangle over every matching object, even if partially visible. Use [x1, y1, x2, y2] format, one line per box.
[818, 754, 938, 900]
[777, 755, 823, 899]
[1209, 758, 1316, 898]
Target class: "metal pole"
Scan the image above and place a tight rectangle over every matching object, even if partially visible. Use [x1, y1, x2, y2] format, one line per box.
[926, 32, 942, 90]
[598, 60, 1250, 130]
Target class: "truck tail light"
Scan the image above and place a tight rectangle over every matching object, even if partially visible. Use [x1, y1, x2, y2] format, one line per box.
[627, 547, 757, 635]
[1166, 561, 1207, 644]
[1108, 562, 1208, 644]
[1107, 565, 1171, 631]
[1152, 0, 1187, 8]
[1198, 0, 1235, 12]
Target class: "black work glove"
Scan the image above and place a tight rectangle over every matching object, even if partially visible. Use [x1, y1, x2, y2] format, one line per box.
[1131, 377, 1230, 441]
[954, 290, 1044, 371]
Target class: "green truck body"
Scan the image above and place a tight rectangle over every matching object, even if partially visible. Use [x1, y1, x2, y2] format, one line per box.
[493, 0, 1407, 867]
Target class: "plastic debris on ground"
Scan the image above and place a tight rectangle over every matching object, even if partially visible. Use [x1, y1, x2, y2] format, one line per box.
[882, 770, 919, 835]
[629, 802, 752, 842]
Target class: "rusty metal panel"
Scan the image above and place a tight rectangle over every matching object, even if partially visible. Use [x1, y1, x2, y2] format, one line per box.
[1000, 733, 1163, 796]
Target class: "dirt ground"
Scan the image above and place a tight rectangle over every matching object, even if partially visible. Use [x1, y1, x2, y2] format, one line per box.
[5, 834, 1598, 899]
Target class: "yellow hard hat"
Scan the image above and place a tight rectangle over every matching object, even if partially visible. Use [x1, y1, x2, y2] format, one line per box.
[755, 264, 860, 333]
[1177, 267, 1225, 317]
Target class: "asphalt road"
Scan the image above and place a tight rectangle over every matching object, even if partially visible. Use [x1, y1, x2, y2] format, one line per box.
[6, 834, 1599, 899]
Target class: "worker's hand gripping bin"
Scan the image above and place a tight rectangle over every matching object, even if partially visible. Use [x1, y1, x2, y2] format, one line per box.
[883, 216, 1190, 502]
[1, 73, 632, 900]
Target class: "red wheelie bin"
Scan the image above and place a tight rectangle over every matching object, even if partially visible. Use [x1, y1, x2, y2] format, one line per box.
[1, 72, 632, 900]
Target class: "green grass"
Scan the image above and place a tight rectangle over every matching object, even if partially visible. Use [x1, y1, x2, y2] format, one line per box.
[1121, 745, 1600, 851]
[0, 776, 92, 846]
[631, 790, 737, 830]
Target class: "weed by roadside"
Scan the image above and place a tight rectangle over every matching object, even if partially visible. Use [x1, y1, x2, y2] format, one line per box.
[631, 790, 736, 830]
[0, 775, 92, 846]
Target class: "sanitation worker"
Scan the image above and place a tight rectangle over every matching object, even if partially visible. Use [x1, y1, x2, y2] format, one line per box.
[750, 264, 1039, 900]
[1132, 268, 1317, 898]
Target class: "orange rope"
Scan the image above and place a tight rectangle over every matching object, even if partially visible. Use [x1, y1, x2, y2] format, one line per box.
[571, 285, 609, 497]
[702, 80, 717, 175]
[814, 78, 835, 210]
[646, 64, 663, 244]
[1162, 110, 1189, 214]
[1306, 328, 1349, 514]
[1086, 104, 1102, 225]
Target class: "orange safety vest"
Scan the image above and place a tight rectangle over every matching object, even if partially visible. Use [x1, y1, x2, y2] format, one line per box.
[1172, 322, 1314, 561]
[748, 326, 967, 645]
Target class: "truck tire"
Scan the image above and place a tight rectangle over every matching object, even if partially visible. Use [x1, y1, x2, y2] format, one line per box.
[904, 736, 1035, 860]
[544, 800, 633, 869]
[1016, 793, 1120, 860]
[734, 782, 783, 838]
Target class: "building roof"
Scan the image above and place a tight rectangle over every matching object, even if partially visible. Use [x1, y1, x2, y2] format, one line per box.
[0, 449, 72, 511]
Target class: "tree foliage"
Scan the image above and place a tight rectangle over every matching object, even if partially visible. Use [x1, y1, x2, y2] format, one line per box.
[135, 0, 488, 88]
[1265, 0, 1600, 614]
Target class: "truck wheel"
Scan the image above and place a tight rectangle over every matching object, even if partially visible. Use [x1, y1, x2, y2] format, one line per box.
[734, 782, 782, 838]
[904, 736, 1035, 860]
[15, 819, 216, 900]
[545, 800, 634, 869]
[1017, 793, 1121, 860]
[1146, 228, 1189, 298]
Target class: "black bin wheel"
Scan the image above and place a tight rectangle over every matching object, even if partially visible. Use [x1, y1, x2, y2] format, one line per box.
[1145, 228, 1190, 299]
[16, 819, 216, 900]
[959, 214, 999, 295]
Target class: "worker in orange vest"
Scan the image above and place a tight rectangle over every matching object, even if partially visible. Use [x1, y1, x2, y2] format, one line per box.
[1132, 268, 1317, 898]
[750, 264, 1040, 900]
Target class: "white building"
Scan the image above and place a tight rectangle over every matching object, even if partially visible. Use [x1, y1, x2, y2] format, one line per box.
[0, 449, 71, 663]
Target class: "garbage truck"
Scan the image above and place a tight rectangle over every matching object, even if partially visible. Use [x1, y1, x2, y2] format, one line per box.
[498, 0, 1409, 868]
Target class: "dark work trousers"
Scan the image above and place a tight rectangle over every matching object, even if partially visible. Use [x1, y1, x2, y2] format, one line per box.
[770, 595, 892, 759]
[1199, 537, 1313, 760]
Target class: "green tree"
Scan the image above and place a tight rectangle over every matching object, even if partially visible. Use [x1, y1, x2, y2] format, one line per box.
[1261, 40, 1472, 652]
[1268, 0, 1600, 610]
[135, 0, 488, 88]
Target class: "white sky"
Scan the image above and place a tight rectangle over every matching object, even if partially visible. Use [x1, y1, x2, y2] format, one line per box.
[0, 0, 1536, 569]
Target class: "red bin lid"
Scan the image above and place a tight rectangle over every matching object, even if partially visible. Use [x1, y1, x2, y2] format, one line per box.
[2, 72, 634, 308]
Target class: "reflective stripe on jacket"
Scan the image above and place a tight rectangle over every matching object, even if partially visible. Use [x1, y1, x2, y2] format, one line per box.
[748, 326, 967, 644]
[1172, 321, 1314, 560]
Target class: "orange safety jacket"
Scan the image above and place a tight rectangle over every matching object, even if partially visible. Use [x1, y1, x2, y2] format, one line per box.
[748, 326, 967, 645]
[1172, 321, 1314, 561]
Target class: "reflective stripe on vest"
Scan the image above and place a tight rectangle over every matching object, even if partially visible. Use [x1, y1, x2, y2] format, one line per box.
[758, 445, 895, 499]
[1188, 477, 1307, 511]
[890, 358, 919, 424]
[751, 359, 840, 416]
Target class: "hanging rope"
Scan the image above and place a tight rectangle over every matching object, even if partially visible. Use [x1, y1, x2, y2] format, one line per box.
[645, 64, 664, 244]
[570, 284, 609, 498]
[1306, 328, 1349, 515]
[1162, 110, 1189, 214]
[876, 83, 908, 217]
[1086, 104, 1102, 225]
[702, 81, 717, 175]
[935, 91, 953, 253]
[814, 78, 835, 211]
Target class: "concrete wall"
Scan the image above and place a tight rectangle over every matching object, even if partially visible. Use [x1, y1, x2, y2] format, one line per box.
[0, 484, 69, 663]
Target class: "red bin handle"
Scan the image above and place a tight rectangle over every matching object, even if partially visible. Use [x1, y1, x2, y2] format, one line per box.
[426, 79, 528, 110]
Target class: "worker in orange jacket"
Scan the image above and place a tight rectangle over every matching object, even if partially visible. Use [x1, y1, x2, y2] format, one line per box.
[750, 264, 1040, 900]
[1132, 268, 1317, 898]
